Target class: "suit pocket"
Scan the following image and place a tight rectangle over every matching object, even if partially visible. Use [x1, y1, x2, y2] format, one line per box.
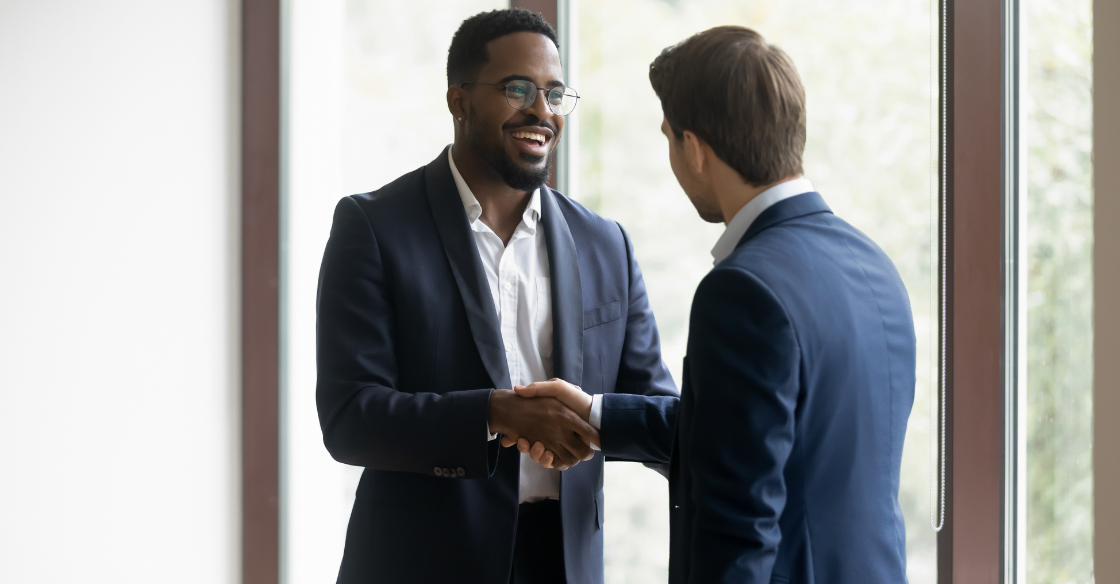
[583, 301, 622, 329]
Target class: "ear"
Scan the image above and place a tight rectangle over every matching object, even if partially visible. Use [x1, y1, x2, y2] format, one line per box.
[447, 85, 468, 121]
[681, 130, 707, 175]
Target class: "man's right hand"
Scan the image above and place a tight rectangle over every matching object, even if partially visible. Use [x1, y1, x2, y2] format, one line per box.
[488, 389, 599, 471]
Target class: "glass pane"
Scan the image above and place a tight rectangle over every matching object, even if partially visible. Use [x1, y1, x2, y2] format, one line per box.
[1023, 0, 1095, 581]
[575, 1, 939, 582]
[282, 1, 504, 582]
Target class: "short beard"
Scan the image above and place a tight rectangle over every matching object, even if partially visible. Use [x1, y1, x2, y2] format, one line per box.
[467, 118, 554, 191]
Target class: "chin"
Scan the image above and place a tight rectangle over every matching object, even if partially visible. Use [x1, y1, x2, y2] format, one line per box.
[517, 150, 547, 165]
[698, 209, 724, 224]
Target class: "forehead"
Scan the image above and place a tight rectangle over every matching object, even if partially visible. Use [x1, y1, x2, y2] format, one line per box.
[477, 32, 563, 84]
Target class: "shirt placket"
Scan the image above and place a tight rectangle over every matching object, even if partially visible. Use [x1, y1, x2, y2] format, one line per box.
[498, 242, 520, 386]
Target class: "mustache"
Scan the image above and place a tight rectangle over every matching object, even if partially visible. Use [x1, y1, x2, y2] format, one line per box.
[502, 115, 556, 135]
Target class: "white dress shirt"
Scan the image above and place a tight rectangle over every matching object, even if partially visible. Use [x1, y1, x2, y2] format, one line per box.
[710, 177, 816, 265]
[448, 149, 563, 503]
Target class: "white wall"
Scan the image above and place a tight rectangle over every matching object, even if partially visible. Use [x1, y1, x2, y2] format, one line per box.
[0, 1, 240, 582]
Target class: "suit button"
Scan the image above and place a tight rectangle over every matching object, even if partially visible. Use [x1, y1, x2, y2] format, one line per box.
[434, 467, 443, 476]
[457, 467, 465, 477]
[443, 468, 451, 478]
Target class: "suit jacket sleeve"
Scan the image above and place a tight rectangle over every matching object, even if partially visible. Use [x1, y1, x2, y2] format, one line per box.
[598, 222, 680, 465]
[686, 266, 799, 584]
[315, 196, 497, 478]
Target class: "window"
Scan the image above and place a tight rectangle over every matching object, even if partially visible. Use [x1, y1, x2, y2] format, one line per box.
[572, 1, 940, 582]
[1021, 0, 1095, 581]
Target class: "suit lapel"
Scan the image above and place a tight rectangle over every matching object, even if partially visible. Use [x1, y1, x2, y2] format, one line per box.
[424, 147, 512, 390]
[540, 187, 584, 387]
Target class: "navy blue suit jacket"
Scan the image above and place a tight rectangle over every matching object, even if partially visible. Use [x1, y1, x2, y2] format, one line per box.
[658, 193, 916, 584]
[315, 148, 678, 584]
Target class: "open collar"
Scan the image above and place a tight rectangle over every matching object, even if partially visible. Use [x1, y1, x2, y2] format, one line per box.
[711, 177, 815, 265]
[448, 147, 542, 233]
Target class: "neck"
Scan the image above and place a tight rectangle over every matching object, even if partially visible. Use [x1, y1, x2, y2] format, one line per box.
[451, 141, 534, 245]
[714, 170, 801, 225]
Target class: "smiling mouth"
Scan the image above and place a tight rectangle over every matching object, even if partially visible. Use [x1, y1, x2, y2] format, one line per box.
[511, 130, 548, 146]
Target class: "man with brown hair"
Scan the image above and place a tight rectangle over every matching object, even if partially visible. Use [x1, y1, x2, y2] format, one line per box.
[650, 26, 916, 583]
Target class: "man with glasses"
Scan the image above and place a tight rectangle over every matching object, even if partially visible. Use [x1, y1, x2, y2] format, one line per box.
[315, 9, 677, 584]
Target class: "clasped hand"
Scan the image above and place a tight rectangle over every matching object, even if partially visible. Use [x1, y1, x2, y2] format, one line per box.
[488, 379, 598, 471]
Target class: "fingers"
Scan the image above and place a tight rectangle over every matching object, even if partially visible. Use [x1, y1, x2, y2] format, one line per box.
[513, 379, 567, 398]
[500, 436, 516, 448]
[549, 429, 593, 469]
[561, 430, 595, 463]
[565, 413, 601, 449]
[517, 380, 592, 422]
[500, 395, 597, 469]
[529, 441, 546, 461]
[523, 441, 559, 470]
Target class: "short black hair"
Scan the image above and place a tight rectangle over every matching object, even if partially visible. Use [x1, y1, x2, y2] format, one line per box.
[447, 8, 559, 86]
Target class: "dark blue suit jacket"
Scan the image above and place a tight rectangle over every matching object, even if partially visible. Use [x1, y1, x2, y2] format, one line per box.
[315, 148, 678, 584]
[648, 193, 916, 584]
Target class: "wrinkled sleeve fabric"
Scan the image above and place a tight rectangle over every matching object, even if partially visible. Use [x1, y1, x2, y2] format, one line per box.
[315, 196, 497, 478]
[686, 266, 800, 584]
[599, 222, 680, 465]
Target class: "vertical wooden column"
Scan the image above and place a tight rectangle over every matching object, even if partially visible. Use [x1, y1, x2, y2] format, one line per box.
[241, 0, 281, 582]
[938, 0, 1005, 582]
[511, 0, 557, 30]
[1094, 0, 1120, 580]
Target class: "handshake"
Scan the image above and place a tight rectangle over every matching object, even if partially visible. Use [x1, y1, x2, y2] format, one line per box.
[487, 379, 600, 471]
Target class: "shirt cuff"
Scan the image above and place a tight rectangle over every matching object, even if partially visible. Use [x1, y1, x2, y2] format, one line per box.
[589, 394, 603, 451]
[487, 389, 498, 440]
[589, 394, 604, 429]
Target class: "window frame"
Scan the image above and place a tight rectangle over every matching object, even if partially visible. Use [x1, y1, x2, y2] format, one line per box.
[239, 0, 1119, 581]
[241, 1, 282, 583]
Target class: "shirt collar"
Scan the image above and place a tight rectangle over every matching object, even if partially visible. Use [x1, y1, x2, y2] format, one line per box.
[710, 177, 815, 265]
[448, 147, 541, 230]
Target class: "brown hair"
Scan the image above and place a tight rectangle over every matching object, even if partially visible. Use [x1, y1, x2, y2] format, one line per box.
[649, 26, 806, 186]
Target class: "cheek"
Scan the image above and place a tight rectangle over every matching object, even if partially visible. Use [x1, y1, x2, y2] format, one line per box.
[472, 101, 508, 135]
[667, 144, 684, 178]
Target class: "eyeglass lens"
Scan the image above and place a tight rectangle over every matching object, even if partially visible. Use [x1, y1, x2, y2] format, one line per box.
[504, 80, 578, 116]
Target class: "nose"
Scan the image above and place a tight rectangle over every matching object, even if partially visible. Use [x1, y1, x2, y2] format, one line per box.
[525, 87, 553, 119]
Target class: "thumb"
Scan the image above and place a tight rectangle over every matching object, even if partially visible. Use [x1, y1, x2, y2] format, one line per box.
[514, 380, 563, 398]
[513, 384, 539, 397]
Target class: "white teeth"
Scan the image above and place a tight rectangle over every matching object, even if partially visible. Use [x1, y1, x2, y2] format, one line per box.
[512, 131, 546, 144]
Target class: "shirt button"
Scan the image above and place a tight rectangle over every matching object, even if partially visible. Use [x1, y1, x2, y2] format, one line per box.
[505, 341, 514, 351]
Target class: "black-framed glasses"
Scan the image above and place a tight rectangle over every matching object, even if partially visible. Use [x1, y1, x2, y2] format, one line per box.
[460, 79, 580, 116]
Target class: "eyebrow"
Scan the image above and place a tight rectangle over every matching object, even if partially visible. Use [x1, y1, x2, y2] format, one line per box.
[497, 74, 566, 89]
